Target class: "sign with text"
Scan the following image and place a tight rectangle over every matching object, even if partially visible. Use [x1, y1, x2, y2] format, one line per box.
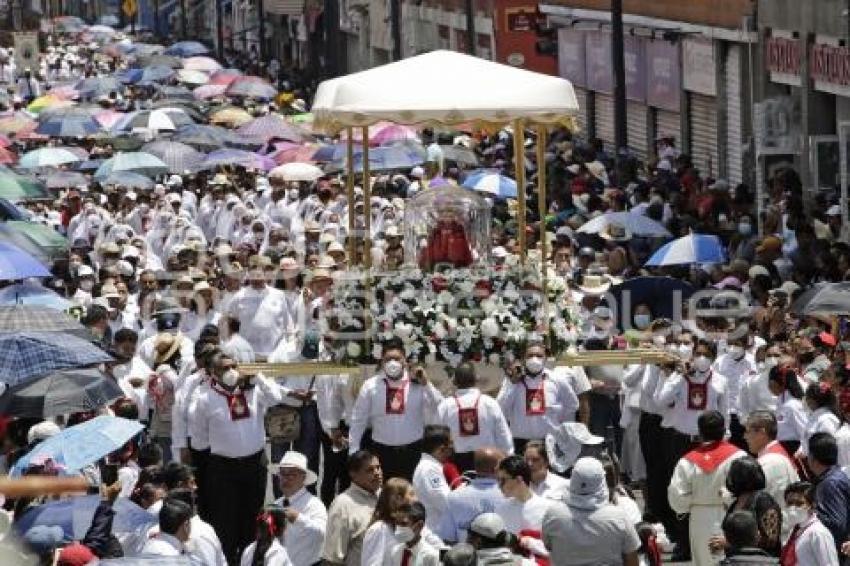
[646, 39, 681, 112]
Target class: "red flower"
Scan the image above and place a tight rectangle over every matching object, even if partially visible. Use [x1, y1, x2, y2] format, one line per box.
[473, 280, 492, 298]
[432, 276, 448, 293]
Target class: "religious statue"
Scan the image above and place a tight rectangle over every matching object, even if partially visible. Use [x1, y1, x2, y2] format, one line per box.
[418, 208, 474, 270]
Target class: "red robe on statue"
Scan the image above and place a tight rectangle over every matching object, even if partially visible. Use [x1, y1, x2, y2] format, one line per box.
[418, 219, 473, 270]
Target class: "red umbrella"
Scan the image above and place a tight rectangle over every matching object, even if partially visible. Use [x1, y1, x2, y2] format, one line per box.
[271, 144, 319, 164]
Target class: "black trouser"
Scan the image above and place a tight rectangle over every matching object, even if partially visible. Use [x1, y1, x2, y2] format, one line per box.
[188, 444, 210, 521]
[271, 403, 321, 499]
[205, 450, 266, 566]
[453, 451, 475, 475]
[371, 440, 422, 481]
[320, 431, 349, 508]
[729, 413, 747, 451]
[588, 392, 623, 458]
[668, 429, 701, 558]
[638, 412, 670, 527]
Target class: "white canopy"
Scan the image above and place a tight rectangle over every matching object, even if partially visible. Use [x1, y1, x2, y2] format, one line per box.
[312, 50, 579, 134]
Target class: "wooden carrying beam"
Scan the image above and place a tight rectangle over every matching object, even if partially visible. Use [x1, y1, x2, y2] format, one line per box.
[556, 348, 681, 367]
[239, 362, 360, 376]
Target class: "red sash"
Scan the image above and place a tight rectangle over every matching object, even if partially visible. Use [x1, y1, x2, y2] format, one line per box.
[522, 378, 546, 416]
[684, 371, 711, 410]
[780, 519, 815, 566]
[384, 378, 408, 415]
[683, 441, 740, 473]
[454, 394, 480, 436]
[210, 382, 250, 420]
[763, 441, 795, 467]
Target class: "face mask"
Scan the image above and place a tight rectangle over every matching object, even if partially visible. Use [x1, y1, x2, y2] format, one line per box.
[738, 223, 752, 236]
[784, 506, 808, 528]
[525, 356, 545, 375]
[79, 279, 94, 291]
[678, 344, 694, 362]
[634, 314, 651, 330]
[220, 369, 239, 388]
[384, 359, 404, 379]
[394, 526, 416, 544]
[694, 355, 712, 373]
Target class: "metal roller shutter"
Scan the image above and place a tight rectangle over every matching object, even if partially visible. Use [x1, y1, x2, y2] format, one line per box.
[726, 45, 743, 185]
[655, 110, 682, 154]
[627, 101, 648, 163]
[594, 93, 615, 152]
[689, 92, 719, 179]
[572, 87, 588, 138]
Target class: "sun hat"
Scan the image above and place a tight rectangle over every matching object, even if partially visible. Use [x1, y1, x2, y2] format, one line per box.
[269, 451, 318, 485]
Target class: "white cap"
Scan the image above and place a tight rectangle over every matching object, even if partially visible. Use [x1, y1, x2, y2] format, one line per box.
[827, 204, 842, 216]
[27, 421, 60, 445]
[410, 166, 424, 179]
[492, 246, 508, 259]
[468, 513, 506, 540]
[166, 174, 182, 187]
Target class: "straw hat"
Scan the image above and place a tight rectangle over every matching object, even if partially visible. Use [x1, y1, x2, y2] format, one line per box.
[154, 333, 182, 366]
[578, 274, 611, 296]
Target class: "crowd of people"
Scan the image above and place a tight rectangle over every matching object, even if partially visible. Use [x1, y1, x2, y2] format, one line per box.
[6, 19, 850, 566]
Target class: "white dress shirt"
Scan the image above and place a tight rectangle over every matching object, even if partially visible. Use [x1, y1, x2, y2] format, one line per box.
[530, 471, 569, 501]
[412, 453, 450, 533]
[790, 516, 839, 566]
[240, 539, 294, 566]
[653, 369, 728, 436]
[712, 352, 756, 415]
[776, 393, 808, 443]
[172, 370, 208, 451]
[362, 521, 444, 566]
[274, 487, 328, 566]
[738, 369, 777, 422]
[193, 375, 286, 458]
[497, 370, 579, 440]
[385, 539, 441, 566]
[187, 515, 227, 566]
[757, 441, 799, 508]
[348, 371, 443, 452]
[495, 494, 553, 557]
[801, 407, 840, 457]
[220, 333, 256, 363]
[228, 285, 291, 357]
[142, 532, 185, 556]
[436, 388, 513, 455]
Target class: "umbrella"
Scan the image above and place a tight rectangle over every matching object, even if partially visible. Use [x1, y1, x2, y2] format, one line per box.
[328, 146, 422, 172]
[175, 69, 208, 85]
[183, 56, 222, 73]
[371, 123, 419, 145]
[0, 147, 16, 165]
[18, 148, 82, 169]
[94, 152, 168, 179]
[74, 76, 122, 100]
[94, 109, 126, 129]
[237, 113, 310, 142]
[164, 41, 210, 57]
[196, 149, 275, 171]
[0, 283, 72, 310]
[311, 142, 362, 162]
[271, 144, 320, 164]
[225, 76, 277, 99]
[578, 211, 672, 239]
[0, 112, 36, 134]
[76, 158, 105, 172]
[610, 276, 696, 324]
[791, 283, 850, 316]
[645, 233, 726, 266]
[270, 162, 325, 182]
[100, 171, 155, 190]
[0, 305, 86, 333]
[10, 416, 142, 476]
[44, 170, 88, 189]
[440, 145, 479, 166]
[0, 241, 51, 280]
[131, 65, 176, 85]
[35, 114, 102, 138]
[0, 133, 10, 147]
[141, 140, 204, 174]
[461, 170, 517, 199]
[27, 94, 75, 114]
[16, 495, 156, 542]
[0, 171, 49, 200]
[0, 368, 124, 418]
[0, 331, 112, 387]
[209, 106, 253, 127]
[112, 108, 193, 132]
[209, 69, 243, 85]
[193, 84, 227, 100]
[173, 124, 229, 151]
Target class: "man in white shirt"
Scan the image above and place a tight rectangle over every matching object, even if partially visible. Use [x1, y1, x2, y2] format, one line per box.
[271, 451, 328, 566]
[437, 362, 513, 473]
[142, 499, 192, 556]
[349, 339, 443, 480]
[227, 265, 292, 359]
[412, 425, 453, 534]
[193, 348, 288, 564]
[712, 337, 756, 449]
[524, 440, 569, 501]
[744, 410, 799, 509]
[498, 343, 579, 454]
[495, 455, 553, 562]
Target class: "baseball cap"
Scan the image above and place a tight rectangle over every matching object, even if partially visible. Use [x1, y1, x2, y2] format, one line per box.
[468, 513, 506, 540]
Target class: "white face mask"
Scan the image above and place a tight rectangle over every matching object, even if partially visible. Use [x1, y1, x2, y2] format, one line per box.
[678, 343, 694, 362]
[394, 526, 416, 544]
[525, 356, 545, 375]
[694, 355, 712, 373]
[384, 359, 404, 380]
[220, 368, 239, 388]
[79, 279, 94, 292]
[784, 506, 808, 528]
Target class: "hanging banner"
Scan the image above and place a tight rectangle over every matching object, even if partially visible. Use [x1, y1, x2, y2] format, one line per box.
[646, 39, 681, 112]
[13, 32, 39, 74]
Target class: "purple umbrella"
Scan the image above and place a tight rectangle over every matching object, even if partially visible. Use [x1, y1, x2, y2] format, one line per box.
[195, 149, 275, 171]
[236, 114, 310, 143]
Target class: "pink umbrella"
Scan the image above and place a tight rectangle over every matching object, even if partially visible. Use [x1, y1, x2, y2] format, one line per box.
[0, 147, 17, 165]
[183, 56, 223, 73]
[209, 69, 242, 86]
[370, 123, 419, 146]
[50, 85, 79, 100]
[0, 134, 10, 147]
[193, 84, 227, 100]
[270, 144, 319, 165]
[94, 109, 125, 129]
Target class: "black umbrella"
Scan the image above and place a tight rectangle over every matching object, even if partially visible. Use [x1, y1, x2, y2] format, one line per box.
[0, 367, 123, 418]
[791, 282, 850, 316]
[610, 276, 696, 326]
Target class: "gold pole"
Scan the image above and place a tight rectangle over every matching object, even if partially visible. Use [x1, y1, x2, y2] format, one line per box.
[346, 128, 356, 266]
[513, 119, 527, 266]
[536, 125, 549, 343]
[362, 127, 372, 271]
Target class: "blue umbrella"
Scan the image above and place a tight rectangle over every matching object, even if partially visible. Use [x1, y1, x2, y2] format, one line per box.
[645, 233, 726, 266]
[312, 142, 362, 162]
[0, 242, 50, 280]
[74, 76, 123, 101]
[94, 152, 168, 179]
[10, 416, 143, 476]
[76, 158, 105, 171]
[0, 331, 112, 386]
[163, 40, 210, 57]
[330, 146, 422, 172]
[461, 170, 517, 199]
[36, 114, 102, 138]
[16, 495, 156, 540]
[132, 65, 176, 85]
[0, 283, 73, 310]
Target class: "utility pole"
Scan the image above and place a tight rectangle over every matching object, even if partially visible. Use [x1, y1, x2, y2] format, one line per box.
[390, 0, 402, 60]
[216, 0, 224, 61]
[612, 0, 628, 157]
[258, 0, 266, 64]
[465, 0, 475, 55]
[181, 0, 188, 38]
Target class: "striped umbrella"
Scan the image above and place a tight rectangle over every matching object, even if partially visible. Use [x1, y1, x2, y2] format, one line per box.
[183, 56, 222, 73]
[141, 140, 204, 174]
[645, 233, 726, 266]
[112, 108, 194, 132]
[225, 76, 277, 99]
[94, 152, 168, 179]
[237, 114, 309, 142]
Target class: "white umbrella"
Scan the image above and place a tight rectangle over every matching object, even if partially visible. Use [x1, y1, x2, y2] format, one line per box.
[577, 211, 671, 238]
[269, 162, 324, 182]
[18, 148, 82, 169]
